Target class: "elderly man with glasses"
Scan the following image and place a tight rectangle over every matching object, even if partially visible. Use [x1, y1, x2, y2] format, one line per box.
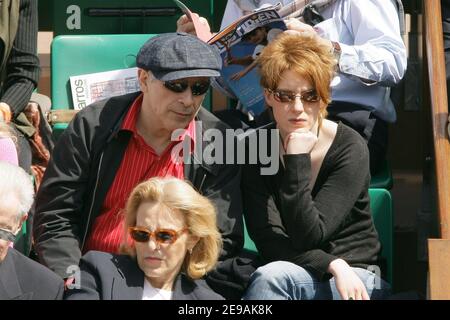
[0, 161, 63, 300]
[33, 33, 246, 299]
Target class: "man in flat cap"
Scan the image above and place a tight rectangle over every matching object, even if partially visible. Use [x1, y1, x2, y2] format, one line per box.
[33, 33, 245, 298]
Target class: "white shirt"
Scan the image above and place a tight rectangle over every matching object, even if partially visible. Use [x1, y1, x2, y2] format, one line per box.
[220, 0, 294, 30]
[317, 0, 407, 122]
[220, 0, 407, 123]
[142, 279, 173, 300]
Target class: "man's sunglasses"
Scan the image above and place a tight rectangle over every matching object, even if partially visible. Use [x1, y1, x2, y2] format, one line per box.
[267, 88, 320, 103]
[129, 226, 188, 245]
[164, 79, 211, 96]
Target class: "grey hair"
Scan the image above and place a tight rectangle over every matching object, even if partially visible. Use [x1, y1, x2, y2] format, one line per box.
[0, 161, 34, 219]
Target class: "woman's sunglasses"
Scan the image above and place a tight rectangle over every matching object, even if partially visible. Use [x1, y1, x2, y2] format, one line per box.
[129, 226, 188, 245]
[267, 88, 320, 103]
[164, 79, 211, 96]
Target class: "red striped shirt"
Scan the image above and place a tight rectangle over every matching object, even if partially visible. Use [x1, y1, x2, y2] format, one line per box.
[84, 94, 195, 254]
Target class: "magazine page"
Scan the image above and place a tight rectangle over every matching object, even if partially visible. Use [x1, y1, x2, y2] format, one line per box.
[208, 7, 286, 116]
[173, 0, 213, 42]
[69, 68, 140, 110]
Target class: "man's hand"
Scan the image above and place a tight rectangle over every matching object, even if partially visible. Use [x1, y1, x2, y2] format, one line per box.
[176, 14, 211, 36]
[285, 18, 316, 34]
[0, 102, 12, 123]
[328, 258, 370, 300]
[284, 129, 318, 155]
[64, 277, 76, 291]
[285, 18, 333, 52]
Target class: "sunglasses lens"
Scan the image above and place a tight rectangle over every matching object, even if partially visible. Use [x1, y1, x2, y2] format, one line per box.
[155, 230, 176, 244]
[130, 229, 150, 242]
[191, 81, 210, 96]
[274, 91, 293, 103]
[303, 91, 319, 102]
[164, 80, 210, 96]
[164, 81, 188, 93]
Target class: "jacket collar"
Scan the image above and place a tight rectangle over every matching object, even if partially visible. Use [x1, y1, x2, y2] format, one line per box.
[109, 256, 203, 300]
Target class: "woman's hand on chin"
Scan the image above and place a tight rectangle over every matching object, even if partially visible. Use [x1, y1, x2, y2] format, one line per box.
[284, 129, 318, 155]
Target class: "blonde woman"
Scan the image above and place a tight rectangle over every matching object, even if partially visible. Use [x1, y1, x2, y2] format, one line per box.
[65, 177, 223, 300]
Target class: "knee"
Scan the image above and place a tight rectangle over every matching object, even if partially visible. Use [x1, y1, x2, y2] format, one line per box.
[251, 261, 310, 283]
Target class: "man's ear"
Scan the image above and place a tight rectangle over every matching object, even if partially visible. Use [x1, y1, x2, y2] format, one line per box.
[138, 69, 149, 92]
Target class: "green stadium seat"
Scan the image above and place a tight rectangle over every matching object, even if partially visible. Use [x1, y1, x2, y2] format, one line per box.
[243, 218, 257, 254]
[369, 188, 394, 286]
[50, 34, 212, 139]
[370, 159, 393, 189]
[243, 187, 394, 285]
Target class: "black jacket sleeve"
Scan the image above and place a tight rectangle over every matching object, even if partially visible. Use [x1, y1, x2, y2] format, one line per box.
[64, 253, 101, 300]
[33, 113, 93, 278]
[1, 0, 40, 116]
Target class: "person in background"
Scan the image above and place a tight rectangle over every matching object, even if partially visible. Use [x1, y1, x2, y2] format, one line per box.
[220, 0, 293, 30]
[241, 32, 390, 300]
[65, 177, 223, 300]
[0, 0, 40, 173]
[0, 161, 63, 300]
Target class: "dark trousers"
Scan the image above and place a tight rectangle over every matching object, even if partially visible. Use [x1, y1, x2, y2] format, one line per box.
[327, 101, 388, 175]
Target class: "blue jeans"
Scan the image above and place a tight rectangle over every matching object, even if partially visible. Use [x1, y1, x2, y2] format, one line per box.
[242, 261, 391, 300]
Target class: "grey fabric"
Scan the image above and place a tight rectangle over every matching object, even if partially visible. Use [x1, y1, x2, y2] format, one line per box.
[0, 248, 64, 300]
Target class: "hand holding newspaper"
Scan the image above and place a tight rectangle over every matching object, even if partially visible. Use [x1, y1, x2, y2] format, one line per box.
[173, 0, 333, 116]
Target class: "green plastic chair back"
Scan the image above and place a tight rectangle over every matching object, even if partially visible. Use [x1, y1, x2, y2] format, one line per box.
[369, 188, 394, 286]
[51, 34, 212, 137]
[243, 188, 394, 285]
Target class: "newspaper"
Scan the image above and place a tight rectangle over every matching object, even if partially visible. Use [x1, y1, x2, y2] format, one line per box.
[69, 67, 140, 110]
[208, 6, 286, 116]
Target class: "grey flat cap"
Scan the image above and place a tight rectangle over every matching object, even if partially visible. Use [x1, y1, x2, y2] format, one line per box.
[136, 32, 222, 81]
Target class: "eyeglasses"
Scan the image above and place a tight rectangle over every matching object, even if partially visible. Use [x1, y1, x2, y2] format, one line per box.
[164, 79, 211, 96]
[0, 228, 16, 242]
[267, 88, 320, 103]
[128, 226, 188, 245]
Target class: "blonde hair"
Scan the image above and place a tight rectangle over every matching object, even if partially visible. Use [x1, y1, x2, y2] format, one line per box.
[258, 32, 337, 120]
[120, 177, 222, 280]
